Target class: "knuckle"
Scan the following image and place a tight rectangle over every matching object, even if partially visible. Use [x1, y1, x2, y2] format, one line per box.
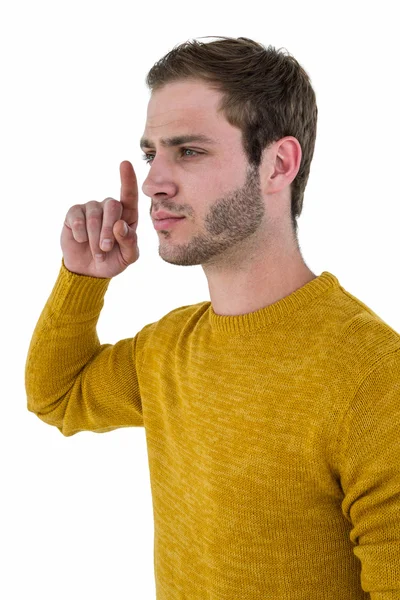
[87, 209, 103, 219]
[85, 201, 102, 219]
[71, 218, 85, 229]
[86, 206, 102, 221]
[86, 200, 101, 209]
[86, 217, 101, 231]
[103, 197, 120, 209]
[68, 203, 82, 213]
[66, 205, 82, 224]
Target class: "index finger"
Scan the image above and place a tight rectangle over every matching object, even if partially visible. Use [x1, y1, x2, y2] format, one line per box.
[119, 160, 139, 227]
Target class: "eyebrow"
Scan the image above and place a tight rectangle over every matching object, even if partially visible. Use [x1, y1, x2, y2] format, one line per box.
[139, 134, 217, 150]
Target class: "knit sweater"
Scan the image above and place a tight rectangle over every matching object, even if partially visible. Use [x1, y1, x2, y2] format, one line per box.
[25, 261, 400, 599]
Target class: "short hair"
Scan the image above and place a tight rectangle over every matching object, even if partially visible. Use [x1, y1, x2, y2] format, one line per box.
[145, 36, 318, 239]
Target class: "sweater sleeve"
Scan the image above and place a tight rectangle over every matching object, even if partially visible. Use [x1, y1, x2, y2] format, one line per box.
[337, 348, 400, 598]
[25, 260, 145, 436]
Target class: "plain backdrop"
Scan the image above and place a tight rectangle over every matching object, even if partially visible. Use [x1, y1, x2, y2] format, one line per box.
[1, 0, 399, 598]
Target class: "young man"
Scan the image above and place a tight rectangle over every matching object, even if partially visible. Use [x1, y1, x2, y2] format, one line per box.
[26, 36, 400, 599]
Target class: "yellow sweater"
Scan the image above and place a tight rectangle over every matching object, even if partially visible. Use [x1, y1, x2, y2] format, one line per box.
[25, 261, 400, 599]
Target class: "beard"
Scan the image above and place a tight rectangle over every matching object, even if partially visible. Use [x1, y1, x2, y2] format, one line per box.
[157, 163, 266, 269]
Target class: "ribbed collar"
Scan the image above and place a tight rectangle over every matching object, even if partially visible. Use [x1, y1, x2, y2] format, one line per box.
[208, 271, 340, 335]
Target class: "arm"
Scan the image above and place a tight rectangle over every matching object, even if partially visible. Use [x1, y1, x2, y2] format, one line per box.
[338, 348, 400, 598]
[26, 161, 143, 436]
[25, 260, 144, 436]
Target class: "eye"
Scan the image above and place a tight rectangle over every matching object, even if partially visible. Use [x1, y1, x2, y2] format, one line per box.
[181, 148, 199, 158]
[141, 153, 154, 164]
[141, 148, 201, 165]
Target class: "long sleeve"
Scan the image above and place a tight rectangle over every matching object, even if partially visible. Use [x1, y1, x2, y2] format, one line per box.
[338, 348, 400, 598]
[25, 260, 144, 436]
[24, 265, 400, 596]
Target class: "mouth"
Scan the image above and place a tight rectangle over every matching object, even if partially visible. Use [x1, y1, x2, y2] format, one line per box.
[153, 217, 185, 231]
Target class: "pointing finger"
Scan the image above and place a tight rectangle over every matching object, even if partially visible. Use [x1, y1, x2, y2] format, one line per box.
[120, 160, 139, 230]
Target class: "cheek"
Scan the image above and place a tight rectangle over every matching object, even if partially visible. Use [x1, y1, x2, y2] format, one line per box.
[185, 177, 222, 216]
[188, 161, 244, 201]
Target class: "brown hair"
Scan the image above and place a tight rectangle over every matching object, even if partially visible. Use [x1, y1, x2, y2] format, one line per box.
[145, 36, 318, 239]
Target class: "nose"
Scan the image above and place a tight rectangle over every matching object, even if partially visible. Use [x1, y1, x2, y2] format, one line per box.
[141, 157, 178, 199]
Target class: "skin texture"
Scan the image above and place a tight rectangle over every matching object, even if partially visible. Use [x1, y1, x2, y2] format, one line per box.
[61, 162, 139, 279]
[141, 79, 316, 316]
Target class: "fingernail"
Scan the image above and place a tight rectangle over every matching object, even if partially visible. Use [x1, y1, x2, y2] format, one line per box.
[101, 239, 112, 250]
[95, 253, 105, 261]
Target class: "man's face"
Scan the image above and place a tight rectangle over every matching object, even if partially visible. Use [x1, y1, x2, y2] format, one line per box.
[141, 79, 266, 268]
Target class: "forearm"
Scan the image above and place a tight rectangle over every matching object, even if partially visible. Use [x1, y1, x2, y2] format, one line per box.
[25, 260, 111, 421]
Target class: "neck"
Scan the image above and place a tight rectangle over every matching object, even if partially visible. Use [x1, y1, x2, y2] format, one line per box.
[203, 240, 316, 317]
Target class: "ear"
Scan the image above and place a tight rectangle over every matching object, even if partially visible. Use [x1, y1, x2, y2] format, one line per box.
[263, 136, 302, 195]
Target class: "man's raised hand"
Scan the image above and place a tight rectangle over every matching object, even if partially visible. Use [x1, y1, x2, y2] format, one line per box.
[61, 161, 140, 278]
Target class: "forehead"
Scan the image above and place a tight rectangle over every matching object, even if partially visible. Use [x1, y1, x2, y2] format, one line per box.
[147, 80, 221, 117]
[143, 80, 229, 137]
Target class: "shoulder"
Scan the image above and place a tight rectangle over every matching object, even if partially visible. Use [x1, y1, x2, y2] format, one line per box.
[325, 279, 400, 377]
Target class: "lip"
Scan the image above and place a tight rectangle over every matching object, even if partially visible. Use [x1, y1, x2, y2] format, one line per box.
[153, 217, 185, 231]
[152, 211, 183, 220]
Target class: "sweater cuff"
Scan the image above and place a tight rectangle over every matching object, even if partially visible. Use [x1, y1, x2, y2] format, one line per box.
[46, 259, 112, 316]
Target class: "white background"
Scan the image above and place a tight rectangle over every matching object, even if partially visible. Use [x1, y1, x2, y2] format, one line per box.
[1, 0, 399, 598]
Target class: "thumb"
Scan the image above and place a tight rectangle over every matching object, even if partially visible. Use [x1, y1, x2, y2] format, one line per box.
[114, 220, 139, 261]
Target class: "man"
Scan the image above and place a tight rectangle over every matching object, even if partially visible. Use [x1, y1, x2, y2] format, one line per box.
[25, 36, 400, 599]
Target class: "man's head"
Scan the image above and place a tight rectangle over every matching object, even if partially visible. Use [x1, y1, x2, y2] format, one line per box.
[140, 36, 317, 269]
